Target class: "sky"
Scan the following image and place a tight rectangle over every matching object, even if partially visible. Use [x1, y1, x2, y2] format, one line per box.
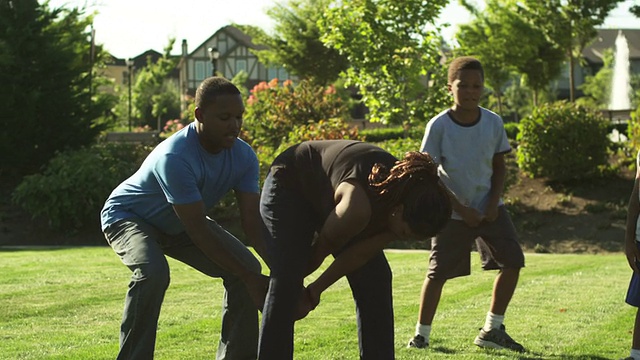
[43, 0, 640, 60]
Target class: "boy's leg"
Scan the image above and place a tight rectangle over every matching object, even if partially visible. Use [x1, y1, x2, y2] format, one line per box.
[634, 309, 640, 351]
[409, 220, 474, 348]
[626, 254, 640, 357]
[474, 206, 525, 352]
[104, 218, 171, 360]
[346, 251, 394, 359]
[417, 277, 446, 326]
[476, 206, 524, 319]
[489, 268, 520, 316]
[162, 219, 262, 360]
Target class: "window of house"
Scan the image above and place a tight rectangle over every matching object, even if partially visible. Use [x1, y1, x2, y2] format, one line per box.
[278, 68, 288, 80]
[195, 61, 206, 82]
[268, 67, 278, 80]
[236, 60, 247, 75]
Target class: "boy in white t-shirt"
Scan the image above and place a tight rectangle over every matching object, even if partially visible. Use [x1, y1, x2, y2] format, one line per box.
[622, 150, 640, 360]
[407, 56, 525, 353]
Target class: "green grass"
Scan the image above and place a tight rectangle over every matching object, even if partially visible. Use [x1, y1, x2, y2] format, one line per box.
[0, 247, 635, 359]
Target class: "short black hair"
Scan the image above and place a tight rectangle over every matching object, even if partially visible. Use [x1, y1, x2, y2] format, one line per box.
[195, 77, 241, 109]
[448, 56, 484, 84]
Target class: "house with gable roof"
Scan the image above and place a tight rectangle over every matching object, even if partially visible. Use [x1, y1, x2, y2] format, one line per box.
[177, 25, 296, 111]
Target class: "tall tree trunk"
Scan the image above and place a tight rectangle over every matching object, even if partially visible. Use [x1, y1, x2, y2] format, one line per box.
[569, 51, 575, 102]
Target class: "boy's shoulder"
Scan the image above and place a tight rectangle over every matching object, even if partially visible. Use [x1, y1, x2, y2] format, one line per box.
[479, 107, 503, 122]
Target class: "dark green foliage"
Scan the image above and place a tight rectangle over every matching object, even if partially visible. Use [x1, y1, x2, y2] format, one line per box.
[374, 138, 421, 160]
[132, 40, 180, 129]
[359, 126, 423, 142]
[238, 0, 349, 86]
[516, 101, 611, 182]
[0, 1, 111, 176]
[503, 122, 521, 141]
[12, 143, 152, 230]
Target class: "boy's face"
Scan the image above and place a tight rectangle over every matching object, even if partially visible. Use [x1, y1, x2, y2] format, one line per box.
[448, 69, 484, 110]
[194, 93, 245, 154]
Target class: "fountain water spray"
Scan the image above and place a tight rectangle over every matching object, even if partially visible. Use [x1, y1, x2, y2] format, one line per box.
[610, 30, 631, 111]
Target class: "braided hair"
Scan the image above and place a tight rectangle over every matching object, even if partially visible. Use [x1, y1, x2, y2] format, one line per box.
[369, 151, 451, 238]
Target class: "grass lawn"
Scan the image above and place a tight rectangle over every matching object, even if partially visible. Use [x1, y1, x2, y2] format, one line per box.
[0, 246, 634, 359]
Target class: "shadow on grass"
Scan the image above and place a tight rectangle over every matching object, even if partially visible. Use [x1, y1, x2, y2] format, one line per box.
[430, 347, 611, 360]
[0, 245, 107, 252]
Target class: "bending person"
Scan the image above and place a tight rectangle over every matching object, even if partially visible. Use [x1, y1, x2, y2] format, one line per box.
[257, 139, 452, 360]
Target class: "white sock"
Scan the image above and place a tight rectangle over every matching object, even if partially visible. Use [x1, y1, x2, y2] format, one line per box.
[483, 312, 504, 331]
[415, 323, 431, 341]
[630, 348, 640, 359]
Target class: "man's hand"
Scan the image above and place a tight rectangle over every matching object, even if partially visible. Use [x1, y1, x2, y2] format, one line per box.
[242, 272, 270, 310]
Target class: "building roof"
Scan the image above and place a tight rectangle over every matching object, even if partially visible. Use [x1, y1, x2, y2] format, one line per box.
[190, 25, 268, 57]
[583, 28, 640, 64]
[222, 25, 269, 51]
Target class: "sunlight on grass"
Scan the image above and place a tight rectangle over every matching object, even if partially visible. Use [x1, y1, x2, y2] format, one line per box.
[0, 247, 634, 359]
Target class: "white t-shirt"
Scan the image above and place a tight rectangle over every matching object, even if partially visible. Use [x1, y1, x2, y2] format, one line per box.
[420, 107, 511, 220]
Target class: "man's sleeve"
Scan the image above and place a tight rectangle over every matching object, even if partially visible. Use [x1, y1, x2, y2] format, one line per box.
[153, 153, 202, 204]
[234, 148, 260, 194]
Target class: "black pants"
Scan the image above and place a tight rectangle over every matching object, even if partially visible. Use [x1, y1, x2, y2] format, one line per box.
[257, 167, 395, 360]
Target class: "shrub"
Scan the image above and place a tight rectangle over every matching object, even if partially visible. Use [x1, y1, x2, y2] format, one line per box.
[503, 122, 520, 141]
[12, 143, 152, 231]
[516, 101, 611, 182]
[242, 79, 351, 150]
[374, 137, 422, 160]
[360, 126, 424, 142]
[626, 105, 640, 161]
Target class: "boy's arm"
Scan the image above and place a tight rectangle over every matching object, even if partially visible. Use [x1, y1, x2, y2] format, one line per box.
[626, 166, 640, 273]
[440, 182, 482, 226]
[485, 152, 507, 222]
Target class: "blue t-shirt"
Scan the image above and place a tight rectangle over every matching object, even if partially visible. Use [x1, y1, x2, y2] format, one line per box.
[100, 122, 259, 234]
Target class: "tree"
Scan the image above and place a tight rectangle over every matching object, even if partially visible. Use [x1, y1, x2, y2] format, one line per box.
[517, 0, 623, 102]
[576, 48, 614, 109]
[131, 39, 180, 130]
[632, 1, 640, 17]
[0, 0, 113, 177]
[455, 0, 564, 109]
[240, 0, 349, 85]
[456, 0, 522, 114]
[318, 0, 450, 126]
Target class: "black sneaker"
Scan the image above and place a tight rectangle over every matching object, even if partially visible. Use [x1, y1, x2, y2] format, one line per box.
[407, 334, 429, 349]
[473, 324, 525, 353]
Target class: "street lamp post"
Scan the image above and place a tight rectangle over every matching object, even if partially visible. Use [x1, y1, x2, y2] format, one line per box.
[208, 47, 219, 77]
[126, 58, 134, 132]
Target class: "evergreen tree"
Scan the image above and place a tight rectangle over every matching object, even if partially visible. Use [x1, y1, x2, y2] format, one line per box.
[0, 0, 112, 176]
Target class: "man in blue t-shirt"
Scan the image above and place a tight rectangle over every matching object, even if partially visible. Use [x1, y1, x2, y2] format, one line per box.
[101, 77, 269, 360]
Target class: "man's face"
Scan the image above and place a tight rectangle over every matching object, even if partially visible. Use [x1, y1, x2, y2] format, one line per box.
[194, 93, 245, 153]
[449, 69, 484, 110]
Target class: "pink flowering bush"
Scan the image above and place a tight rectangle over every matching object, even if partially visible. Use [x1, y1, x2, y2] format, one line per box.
[160, 119, 186, 139]
[242, 79, 358, 152]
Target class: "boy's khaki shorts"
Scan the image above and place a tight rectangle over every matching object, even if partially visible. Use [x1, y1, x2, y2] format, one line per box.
[427, 206, 525, 280]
